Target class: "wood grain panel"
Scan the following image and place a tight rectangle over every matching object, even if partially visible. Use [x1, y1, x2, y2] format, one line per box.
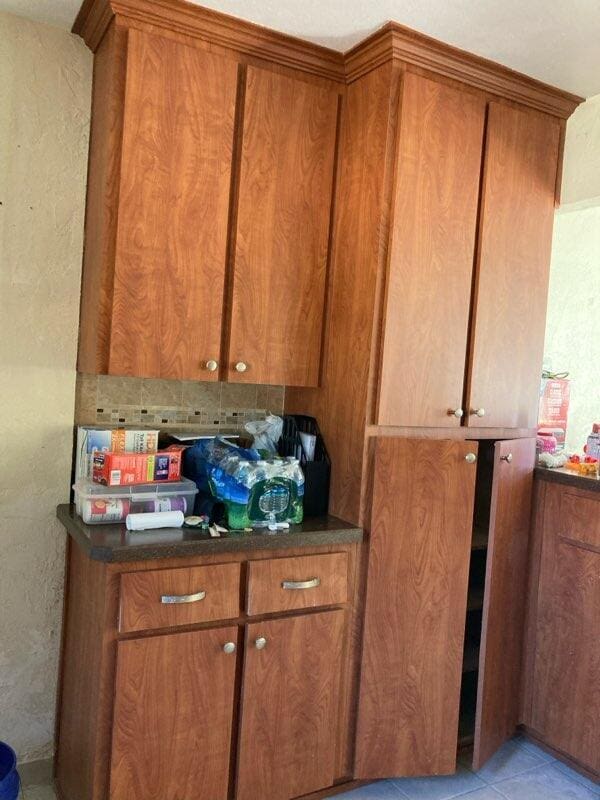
[227, 66, 338, 386]
[355, 437, 478, 778]
[110, 626, 238, 800]
[377, 73, 485, 427]
[55, 541, 109, 800]
[466, 102, 561, 429]
[285, 63, 401, 523]
[530, 483, 600, 772]
[473, 438, 536, 768]
[246, 552, 348, 615]
[77, 21, 128, 374]
[119, 562, 240, 632]
[108, 29, 237, 379]
[559, 492, 600, 550]
[237, 610, 345, 800]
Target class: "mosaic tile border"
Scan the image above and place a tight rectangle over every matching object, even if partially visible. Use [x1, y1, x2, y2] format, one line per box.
[74, 374, 285, 433]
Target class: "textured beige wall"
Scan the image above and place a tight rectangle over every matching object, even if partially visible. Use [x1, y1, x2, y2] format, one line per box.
[561, 94, 600, 207]
[0, 12, 92, 760]
[544, 93, 600, 454]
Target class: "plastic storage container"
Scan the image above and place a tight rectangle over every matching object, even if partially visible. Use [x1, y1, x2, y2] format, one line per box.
[0, 742, 19, 800]
[73, 478, 198, 524]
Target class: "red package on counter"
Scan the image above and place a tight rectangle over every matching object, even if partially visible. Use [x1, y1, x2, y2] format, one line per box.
[538, 378, 570, 450]
[92, 448, 183, 486]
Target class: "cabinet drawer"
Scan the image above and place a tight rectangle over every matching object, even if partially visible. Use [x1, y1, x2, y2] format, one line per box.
[560, 492, 600, 550]
[246, 553, 348, 616]
[119, 563, 241, 633]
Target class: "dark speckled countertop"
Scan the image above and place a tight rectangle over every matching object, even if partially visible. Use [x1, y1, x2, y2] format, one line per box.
[57, 504, 363, 563]
[534, 466, 600, 493]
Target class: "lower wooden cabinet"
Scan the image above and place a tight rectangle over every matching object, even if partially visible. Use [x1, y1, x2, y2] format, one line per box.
[523, 479, 600, 774]
[356, 437, 536, 779]
[55, 542, 358, 800]
[237, 611, 345, 800]
[110, 627, 238, 800]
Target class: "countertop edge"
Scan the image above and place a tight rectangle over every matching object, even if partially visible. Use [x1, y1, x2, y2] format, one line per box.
[534, 466, 600, 494]
[57, 504, 363, 563]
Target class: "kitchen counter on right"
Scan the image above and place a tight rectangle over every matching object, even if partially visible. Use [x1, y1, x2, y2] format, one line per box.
[534, 465, 600, 493]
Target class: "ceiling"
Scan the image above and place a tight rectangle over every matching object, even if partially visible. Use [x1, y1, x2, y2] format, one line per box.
[3, 0, 600, 97]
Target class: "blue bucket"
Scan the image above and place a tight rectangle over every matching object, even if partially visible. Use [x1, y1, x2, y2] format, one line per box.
[0, 742, 19, 800]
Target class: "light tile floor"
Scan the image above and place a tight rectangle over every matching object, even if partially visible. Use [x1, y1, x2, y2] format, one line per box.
[16, 736, 598, 799]
[336, 737, 599, 800]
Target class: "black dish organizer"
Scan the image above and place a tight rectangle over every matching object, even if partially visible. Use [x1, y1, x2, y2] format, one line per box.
[278, 415, 331, 517]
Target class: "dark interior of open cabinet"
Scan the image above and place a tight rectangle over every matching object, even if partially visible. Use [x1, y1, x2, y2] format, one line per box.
[458, 440, 496, 748]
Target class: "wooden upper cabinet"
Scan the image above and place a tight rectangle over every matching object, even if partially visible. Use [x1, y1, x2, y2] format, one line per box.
[107, 30, 238, 380]
[473, 438, 535, 768]
[227, 66, 339, 386]
[237, 610, 345, 800]
[110, 626, 238, 800]
[356, 438, 478, 778]
[466, 102, 561, 428]
[377, 73, 485, 427]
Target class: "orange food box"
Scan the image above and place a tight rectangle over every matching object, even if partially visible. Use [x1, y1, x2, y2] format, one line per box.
[92, 447, 183, 486]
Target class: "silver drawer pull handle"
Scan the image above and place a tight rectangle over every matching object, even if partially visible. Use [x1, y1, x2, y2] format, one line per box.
[161, 590, 206, 604]
[281, 577, 321, 590]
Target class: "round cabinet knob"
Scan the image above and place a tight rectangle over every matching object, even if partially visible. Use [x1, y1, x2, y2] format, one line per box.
[448, 408, 464, 418]
[235, 361, 248, 373]
[501, 453, 513, 463]
[465, 453, 477, 464]
[471, 408, 486, 418]
[254, 636, 267, 650]
[223, 642, 236, 654]
[205, 359, 218, 372]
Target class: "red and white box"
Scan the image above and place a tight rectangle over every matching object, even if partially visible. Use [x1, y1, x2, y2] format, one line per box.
[538, 378, 570, 451]
[92, 446, 184, 486]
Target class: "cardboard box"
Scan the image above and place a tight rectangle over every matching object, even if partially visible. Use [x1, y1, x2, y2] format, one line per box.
[92, 447, 183, 486]
[538, 379, 570, 451]
[75, 427, 159, 481]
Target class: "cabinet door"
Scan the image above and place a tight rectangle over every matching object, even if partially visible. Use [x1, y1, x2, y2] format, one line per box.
[466, 102, 561, 428]
[530, 484, 600, 771]
[377, 73, 485, 427]
[110, 626, 238, 800]
[236, 610, 344, 800]
[227, 67, 339, 386]
[473, 438, 535, 768]
[108, 30, 238, 380]
[356, 438, 478, 778]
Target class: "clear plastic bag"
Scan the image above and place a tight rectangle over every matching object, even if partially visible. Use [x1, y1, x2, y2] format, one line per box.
[245, 414, 284, 454]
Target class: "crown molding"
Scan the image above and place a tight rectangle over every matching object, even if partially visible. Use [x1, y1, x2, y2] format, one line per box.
[73, 0, 583, 118]
[345, 23, 582, 119]
[73, 0, 346, 82]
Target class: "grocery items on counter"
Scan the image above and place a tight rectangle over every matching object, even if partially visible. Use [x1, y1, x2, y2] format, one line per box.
[183, 437, 304, 529]
[74, 478, 198, 524]
[75, 426, 159, 481]
[92, 446, 184, 486]
[126, 510, 185, 531]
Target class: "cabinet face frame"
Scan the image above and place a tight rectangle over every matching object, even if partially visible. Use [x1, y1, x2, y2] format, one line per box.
[376, 71, 486, 428]
[109, 625, 239, 800]
[464, 101, 561, 429]
[236, 610, 345, 800]
[472, 438, 536, 768]
[226, 64, 340, 387]
[106, 28, 239, 380]
[355, 437, 478, 778]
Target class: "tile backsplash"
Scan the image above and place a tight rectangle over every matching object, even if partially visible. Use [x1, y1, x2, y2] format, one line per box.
[75, 374, 285, 433]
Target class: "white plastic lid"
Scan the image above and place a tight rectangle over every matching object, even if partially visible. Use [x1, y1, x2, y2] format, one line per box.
[73, 477, 198, 500]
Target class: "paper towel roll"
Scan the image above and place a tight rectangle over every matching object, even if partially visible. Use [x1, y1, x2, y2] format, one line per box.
[126, 510, 184, 531]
